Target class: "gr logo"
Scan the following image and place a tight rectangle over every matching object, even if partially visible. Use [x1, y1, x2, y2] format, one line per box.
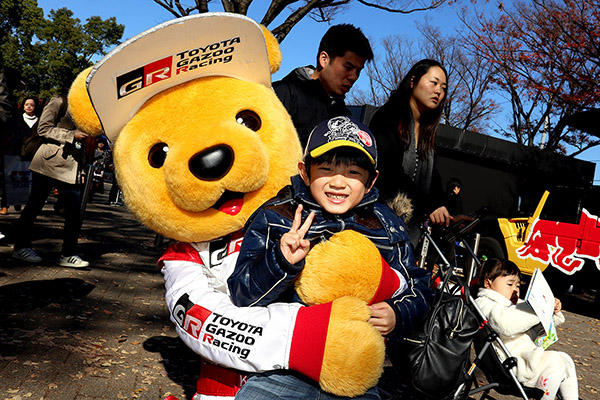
[116, 56, 172, 98]
[172, 293, 194, 327]
[116, 67, 143, 98]
[183, 314, 203, 338]
[172, 293, 213, 339]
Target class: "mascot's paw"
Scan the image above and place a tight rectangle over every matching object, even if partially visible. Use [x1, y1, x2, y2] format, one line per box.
[297, 230, 387, 305]
[320, 296, 385, 396]
[289, 297, 384, 397]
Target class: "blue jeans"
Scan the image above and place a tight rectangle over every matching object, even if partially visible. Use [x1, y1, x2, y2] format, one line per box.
[235, 371, 380, 400]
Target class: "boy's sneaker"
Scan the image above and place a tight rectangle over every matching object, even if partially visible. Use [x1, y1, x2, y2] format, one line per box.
[12, 247, 42, 263]
[58, 255, 89, 268]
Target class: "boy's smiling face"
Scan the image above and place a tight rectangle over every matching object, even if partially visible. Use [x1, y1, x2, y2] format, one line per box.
[299, 158, 376, 215]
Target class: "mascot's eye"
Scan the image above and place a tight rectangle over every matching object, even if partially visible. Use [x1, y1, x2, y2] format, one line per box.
[148, 142, 169, 168]
[236, 110, 261, 131]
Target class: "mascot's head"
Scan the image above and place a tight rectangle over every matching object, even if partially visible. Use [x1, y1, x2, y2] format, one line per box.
[69, 13, 301, 242]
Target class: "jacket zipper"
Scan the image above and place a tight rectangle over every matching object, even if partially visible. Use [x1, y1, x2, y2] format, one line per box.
[449, 299, 464, 338]
[336, 216, 345, 231]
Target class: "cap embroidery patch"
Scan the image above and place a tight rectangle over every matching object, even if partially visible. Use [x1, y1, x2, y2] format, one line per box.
[357, 130, 372, 147]
[305, 115, 377, 166]
[325, 116, 371, 147]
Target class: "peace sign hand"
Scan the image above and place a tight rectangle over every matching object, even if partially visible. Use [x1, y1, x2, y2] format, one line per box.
[280, 204, 315, 265]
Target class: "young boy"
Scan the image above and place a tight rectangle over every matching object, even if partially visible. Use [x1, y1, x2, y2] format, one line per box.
[475, 258, 578, 400]
[228, 115, 432, 399]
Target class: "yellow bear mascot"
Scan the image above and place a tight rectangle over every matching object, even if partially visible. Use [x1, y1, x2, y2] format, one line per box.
[68, 12, 427, 400]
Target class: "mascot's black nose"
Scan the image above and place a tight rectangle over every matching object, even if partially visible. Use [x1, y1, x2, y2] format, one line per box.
[189, 145, 234, 181]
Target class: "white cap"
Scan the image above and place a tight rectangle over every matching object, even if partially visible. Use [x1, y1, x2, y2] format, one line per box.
[85, 12, 271, 141]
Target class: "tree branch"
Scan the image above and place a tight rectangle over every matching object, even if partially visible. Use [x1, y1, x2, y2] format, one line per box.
[270, 0, 326, 42]
[261, 0, 296, 26]
[568, 139, 600, 157]
[357, 0, 446, 14]
[152, 0, 183, 17]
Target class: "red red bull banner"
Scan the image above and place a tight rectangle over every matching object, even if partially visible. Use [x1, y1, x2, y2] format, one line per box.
[516, 209, 600, 274]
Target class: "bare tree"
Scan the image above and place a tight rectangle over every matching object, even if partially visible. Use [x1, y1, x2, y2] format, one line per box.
[462, 0, 600, 155]
[419, 23, 497, 132]
[348, 35, 416, 106]
[150, 0, 448, 42]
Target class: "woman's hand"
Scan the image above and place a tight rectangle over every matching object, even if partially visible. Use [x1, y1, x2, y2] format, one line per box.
[74, 129, 89, 141]
[429, 206, 452, 227]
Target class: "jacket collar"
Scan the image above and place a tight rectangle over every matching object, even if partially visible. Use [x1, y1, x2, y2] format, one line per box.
[290, 174, 379, 212]
[293, 66, 315, 81]
[287, 66, 346, 103]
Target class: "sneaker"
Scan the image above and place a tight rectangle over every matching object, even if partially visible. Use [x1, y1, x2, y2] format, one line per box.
[12, 247, 42, 263]
[58, 255, 89, 268]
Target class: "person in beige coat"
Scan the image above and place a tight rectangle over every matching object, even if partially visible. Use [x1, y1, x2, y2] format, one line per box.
[12, 95, 90, 267]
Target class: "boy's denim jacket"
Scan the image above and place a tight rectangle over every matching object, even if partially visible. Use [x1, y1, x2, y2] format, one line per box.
[228, 175, 433, 337]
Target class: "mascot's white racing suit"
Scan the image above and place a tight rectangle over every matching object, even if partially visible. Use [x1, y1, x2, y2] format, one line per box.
[160, 232, 405, 400]
[160, 232, 309, 400]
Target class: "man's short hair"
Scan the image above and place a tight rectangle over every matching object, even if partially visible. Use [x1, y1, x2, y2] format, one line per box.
[316, 24, 373, 69]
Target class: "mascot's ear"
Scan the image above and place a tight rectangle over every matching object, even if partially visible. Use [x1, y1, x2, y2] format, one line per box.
[260, 25, 281, 74]
[68, 66, 103, 136]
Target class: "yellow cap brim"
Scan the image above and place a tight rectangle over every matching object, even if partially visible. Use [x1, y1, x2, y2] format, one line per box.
[309, 140, 375, 165]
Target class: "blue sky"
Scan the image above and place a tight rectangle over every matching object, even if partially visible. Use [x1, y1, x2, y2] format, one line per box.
[36, 0, 463, 83]
[36, 0, 599, 182]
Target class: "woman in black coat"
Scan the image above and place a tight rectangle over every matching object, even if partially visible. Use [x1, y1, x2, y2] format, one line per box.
[1, 96, 38, 214]
[369, 59, 450, 244]
[5, 96, 38, 156]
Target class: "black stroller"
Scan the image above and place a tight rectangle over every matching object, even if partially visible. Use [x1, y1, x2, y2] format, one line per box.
[383, 216, 550, 400]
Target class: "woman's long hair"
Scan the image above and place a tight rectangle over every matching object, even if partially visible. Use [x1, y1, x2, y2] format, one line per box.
[378, 59, 447, 157]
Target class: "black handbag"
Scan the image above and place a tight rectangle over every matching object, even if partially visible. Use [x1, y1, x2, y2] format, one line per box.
[399, 273, 481, 399]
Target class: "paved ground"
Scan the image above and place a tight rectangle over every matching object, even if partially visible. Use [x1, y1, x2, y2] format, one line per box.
[0, 188, 598, 400]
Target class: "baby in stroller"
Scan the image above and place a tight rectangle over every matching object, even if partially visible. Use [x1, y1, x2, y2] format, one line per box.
[475, 258, 578, 400]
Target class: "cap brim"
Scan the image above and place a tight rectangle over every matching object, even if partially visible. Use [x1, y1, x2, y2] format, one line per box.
[309, 140, 376, 165]
[86, 12, 271, 142]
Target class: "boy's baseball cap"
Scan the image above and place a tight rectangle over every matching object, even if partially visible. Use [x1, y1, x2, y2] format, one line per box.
[304, 116, 377, 167]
